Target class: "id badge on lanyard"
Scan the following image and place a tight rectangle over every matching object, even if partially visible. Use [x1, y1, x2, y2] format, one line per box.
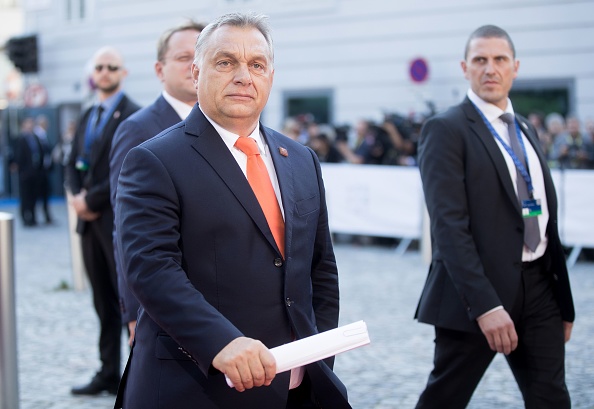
[522, 198, 542, 218]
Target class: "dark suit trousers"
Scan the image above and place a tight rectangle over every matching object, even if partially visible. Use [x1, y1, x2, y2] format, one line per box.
[286, 375, 319, 409]
[19, 177, 37, 225]
[416, 260, 570, 409]
[81, 219, 122, 381]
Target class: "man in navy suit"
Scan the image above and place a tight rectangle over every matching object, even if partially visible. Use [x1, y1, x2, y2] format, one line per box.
[109, 20, 204, 347]
[415, 25, 574, 408]
[114, 12, 350, 409]
[14, 117, 43, 226]
[67, 46, 140, 395]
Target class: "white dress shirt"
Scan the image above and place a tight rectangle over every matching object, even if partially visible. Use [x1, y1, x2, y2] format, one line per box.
[468, 89, 549, 262]
[468, 90, 551, 320]
[199, 107, 304, 389]
[162, 90, 194, 120]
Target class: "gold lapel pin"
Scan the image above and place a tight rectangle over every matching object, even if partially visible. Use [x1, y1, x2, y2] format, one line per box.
[279, 147, 288, 157]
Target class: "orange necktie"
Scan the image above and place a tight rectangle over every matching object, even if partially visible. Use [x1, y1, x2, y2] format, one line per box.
[235, 136, 285, 258]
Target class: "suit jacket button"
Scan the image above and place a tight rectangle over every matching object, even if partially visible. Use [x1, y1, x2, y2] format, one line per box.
[286, 298, 293, 307]
[553, 274, 559, 281]
[274, 258, 283, 267]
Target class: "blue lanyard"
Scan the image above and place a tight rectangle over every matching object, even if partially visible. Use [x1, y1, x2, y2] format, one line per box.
[472, 104, 535, 196]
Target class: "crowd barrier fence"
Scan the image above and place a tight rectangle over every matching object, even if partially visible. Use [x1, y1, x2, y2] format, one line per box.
[321, 164, 594, 267]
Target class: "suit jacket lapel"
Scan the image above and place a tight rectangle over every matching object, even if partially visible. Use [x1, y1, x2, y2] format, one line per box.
[186, 108, 282, 256]
[151, 95, 182, 130]
[262, 126, 294, 258]
[462, 98, 521, 213]
[92, 96, 127, 161]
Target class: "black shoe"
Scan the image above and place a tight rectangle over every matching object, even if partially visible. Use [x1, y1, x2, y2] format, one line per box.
[71, 374, 119, 396]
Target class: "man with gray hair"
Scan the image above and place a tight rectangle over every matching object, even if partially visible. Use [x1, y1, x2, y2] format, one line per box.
[114, 12, 350, 409]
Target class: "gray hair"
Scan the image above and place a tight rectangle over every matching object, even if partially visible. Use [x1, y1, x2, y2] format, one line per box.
[193, 12, 274, 67]
[464, 25, 516, 59]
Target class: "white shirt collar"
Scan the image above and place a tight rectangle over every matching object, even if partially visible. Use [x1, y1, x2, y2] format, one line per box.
[467, 89, 515, 123]
[162, 90, 194, 120]
[198, 105, 266, 155]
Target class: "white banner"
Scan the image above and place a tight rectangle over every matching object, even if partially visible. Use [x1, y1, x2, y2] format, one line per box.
[321, 164, 423, 239]
[321, 164, 594, 250]
[552, 169, 594, 247]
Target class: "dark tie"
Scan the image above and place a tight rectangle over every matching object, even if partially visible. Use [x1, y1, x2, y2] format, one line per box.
[500, 113, 541, 252]
[83, 105, 105, 158]
[94, 105, 104, 131]
[234, 136, 285, 258]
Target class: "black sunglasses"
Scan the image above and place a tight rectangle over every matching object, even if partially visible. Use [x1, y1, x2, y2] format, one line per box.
[94, 64, 120, 72]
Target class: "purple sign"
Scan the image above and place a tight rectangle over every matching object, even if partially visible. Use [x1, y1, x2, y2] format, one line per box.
[410, 58, 429, 83]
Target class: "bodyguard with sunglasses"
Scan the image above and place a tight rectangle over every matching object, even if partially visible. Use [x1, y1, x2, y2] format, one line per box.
[66, 46, 140, 396]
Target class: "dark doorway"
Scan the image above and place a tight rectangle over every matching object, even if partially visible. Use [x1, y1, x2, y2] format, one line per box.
[510, 78, 574, 117]
[284, 89, 333, 124]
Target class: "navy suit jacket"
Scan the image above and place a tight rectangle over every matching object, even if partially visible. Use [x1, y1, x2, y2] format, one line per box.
[15, 132, 43, 181]
[415, 97, 575, 333]
[114, 106, 350, 409]
[110, 94, 182, 322]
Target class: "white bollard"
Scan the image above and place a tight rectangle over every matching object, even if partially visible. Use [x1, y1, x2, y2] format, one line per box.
[0, 212, 19, 409]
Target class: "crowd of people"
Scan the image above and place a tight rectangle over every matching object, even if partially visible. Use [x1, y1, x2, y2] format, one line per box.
[277, 109, 594, 171]
[10, 107, 594, 230]
[282, 113, 422, 167]
[529, 113, 594, 169]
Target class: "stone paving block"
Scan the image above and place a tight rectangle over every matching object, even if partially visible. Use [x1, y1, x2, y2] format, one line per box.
[3, 201, 593, 409]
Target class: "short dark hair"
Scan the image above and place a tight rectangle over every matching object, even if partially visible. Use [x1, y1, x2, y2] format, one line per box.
[464, 25, 516, 59]
[157, 20, 206, 62]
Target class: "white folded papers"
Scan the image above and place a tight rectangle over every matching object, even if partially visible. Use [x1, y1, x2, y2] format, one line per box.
[226, 320, 370, 387]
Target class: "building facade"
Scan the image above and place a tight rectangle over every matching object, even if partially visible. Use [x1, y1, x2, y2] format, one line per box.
[14, 0, 594, 130]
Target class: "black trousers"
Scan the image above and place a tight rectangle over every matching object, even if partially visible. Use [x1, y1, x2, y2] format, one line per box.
[81, 219, 122, 381]
[416, 261, 570, 409]
[37, 172, 52, 222]
[286, 375, 320, 409]
[19, 176, 38, 225]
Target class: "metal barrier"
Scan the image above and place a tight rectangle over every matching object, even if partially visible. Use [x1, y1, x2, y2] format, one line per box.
[0, 212, 19, 409]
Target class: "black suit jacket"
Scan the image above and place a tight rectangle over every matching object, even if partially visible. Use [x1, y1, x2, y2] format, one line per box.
[114, 106, 349, 409]
[66, 93, 140, 236]
[109, 94, 182, 323]
[415, 97, 575, 333]
[15, 132, 43, 182]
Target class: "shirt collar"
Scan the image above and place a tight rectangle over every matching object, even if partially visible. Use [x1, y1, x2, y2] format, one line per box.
[98, 91, 122, 112]
[467, 89, 515, 123]
[162, 90, 194, 120]
[198, 105, 266, 155]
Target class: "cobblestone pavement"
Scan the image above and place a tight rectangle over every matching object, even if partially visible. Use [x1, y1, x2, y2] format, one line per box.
[3, 200, 593, 409]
